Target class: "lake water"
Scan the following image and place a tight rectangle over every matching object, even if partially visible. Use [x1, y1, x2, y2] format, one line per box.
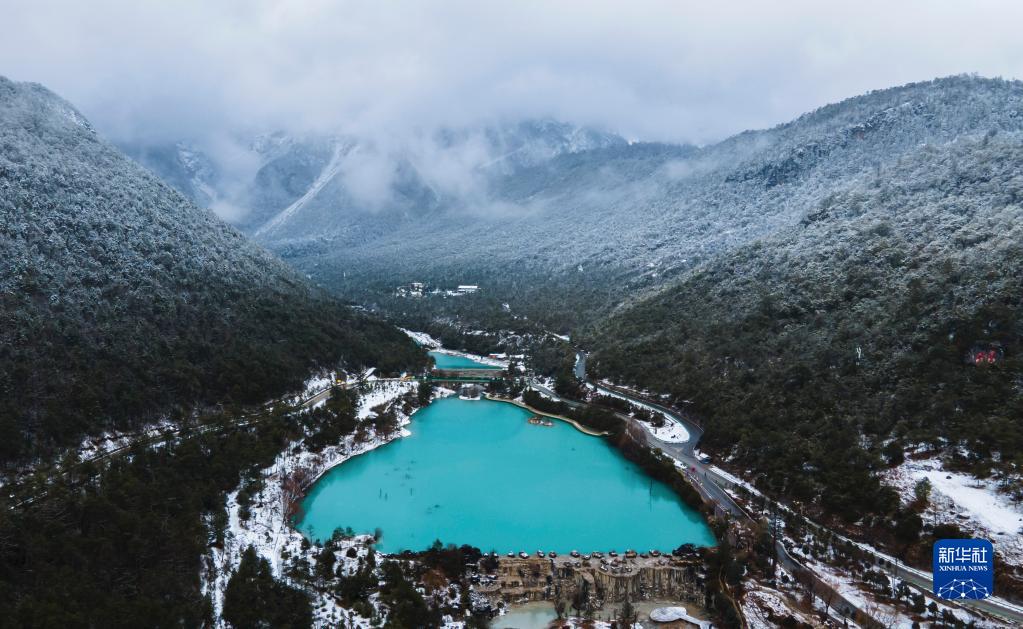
[296, 397, 715, 553]
[493, 603, 558, 629]
[429, 350, 503, 370]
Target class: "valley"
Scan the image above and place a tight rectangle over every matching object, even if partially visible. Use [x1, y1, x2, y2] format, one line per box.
[2, 22, 1023, 626]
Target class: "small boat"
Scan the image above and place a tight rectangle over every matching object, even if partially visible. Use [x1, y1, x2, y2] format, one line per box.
[549, 551, 557, 558]
[570, 550, 580, 558]
[518, 551, 529, 559]
[537, 550, 545, 558]
[528, 415, 554, 427]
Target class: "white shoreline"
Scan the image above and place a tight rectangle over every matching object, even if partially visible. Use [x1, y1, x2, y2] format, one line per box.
[429, 347, 509, 369]
[202, 381, 454, 628]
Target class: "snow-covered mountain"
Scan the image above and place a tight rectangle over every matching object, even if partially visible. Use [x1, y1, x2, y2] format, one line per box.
[121, 141, 222, 209]
[124, 119, 629, 241]
[0, 76, 423, 461]
[572, 77, 1023, 546]
[277, 77, 1023, 320]
[131, 76, 1023, 330]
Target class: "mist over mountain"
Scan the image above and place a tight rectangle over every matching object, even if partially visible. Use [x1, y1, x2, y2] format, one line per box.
[127, 74, 1023, 520]
[123, 119, 629, 229]
[6, 1, 1023, 624]
[130, 75, 1023, 329]
[0, 76, 424, 461]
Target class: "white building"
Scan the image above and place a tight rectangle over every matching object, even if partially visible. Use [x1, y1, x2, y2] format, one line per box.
[397, 281, 425, 297]
[457, 285, 479, 294]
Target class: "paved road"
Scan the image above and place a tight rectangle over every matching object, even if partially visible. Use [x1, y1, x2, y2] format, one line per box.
[575, 352, 701, 456]
[572, 351, 1023, 626]
[528, 380, 574, 405]
[300, 387, 333, 410]
[557, 390, 870, 624]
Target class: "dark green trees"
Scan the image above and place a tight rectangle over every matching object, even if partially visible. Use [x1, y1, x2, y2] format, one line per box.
[224, 547, 312, 629]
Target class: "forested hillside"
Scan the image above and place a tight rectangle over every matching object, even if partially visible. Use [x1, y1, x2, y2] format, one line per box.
[98, 74, 1023, 527]
[284, 77, 1023, 330]
[589, 132, 1023, 520]
[129, 77, 1023, 333]
[0, 77, 426, 463]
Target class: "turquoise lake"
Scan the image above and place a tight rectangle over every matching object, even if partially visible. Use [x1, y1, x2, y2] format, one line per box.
[296, 397, 715, 553]
[429, 350, 503, 370]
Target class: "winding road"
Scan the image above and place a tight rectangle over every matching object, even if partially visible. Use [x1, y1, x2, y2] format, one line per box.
[16, 347, 1022, 625]
[562, 353, 878, 626]
[569, 351, 1023, 626]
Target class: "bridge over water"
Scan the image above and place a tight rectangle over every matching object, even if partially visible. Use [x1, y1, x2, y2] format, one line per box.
[427, 368, 505, 382]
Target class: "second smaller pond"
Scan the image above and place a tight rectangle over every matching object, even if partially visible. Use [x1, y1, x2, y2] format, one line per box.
[429, 350, 503, 370]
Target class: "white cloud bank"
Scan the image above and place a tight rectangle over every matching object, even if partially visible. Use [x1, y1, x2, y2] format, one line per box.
[3, 0, 1023, 146]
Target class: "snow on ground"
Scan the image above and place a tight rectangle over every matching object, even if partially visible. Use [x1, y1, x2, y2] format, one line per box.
[742, 584, 826, 629]
[430, 347, 508, 369]
[795, 552, 876, 615]
[716, 457, 1023, 619]
[716, 463, 1020, 625]
[586, 383, 690, 443]
[597, 378, 674, 402]
[202, 380, 450, 628]
[648, 606, 710, 627]
[76, 417, 177, 461]
[400, 328, 441, 348]
[786, 542, 1011, 628]
[279, 369, 344, 407]
[882, 456, 1023, 565]
[647, 419, 690, 443]
[357, 380, 419, 419]
[548, 620, 619, 629]
[302, 372, 335, 397]
[710, 465, 758, 494]
[534, 376, 556, 392]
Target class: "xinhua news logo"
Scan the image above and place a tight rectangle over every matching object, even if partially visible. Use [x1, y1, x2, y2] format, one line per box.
[933, 539, 994, 600]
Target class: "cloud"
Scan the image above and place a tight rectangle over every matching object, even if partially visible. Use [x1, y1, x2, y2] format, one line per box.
[338, 144, 397, 210]
[3, 0, 1023, 147]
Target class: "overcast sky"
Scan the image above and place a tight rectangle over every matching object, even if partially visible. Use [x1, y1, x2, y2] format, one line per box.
[3, 0, 1023, 146]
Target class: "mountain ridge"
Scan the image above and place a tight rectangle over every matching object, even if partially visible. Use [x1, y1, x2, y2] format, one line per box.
[588, 123, 1023, 523]
[122, 75, 1023, 331]
[0, 75, 425, 462]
